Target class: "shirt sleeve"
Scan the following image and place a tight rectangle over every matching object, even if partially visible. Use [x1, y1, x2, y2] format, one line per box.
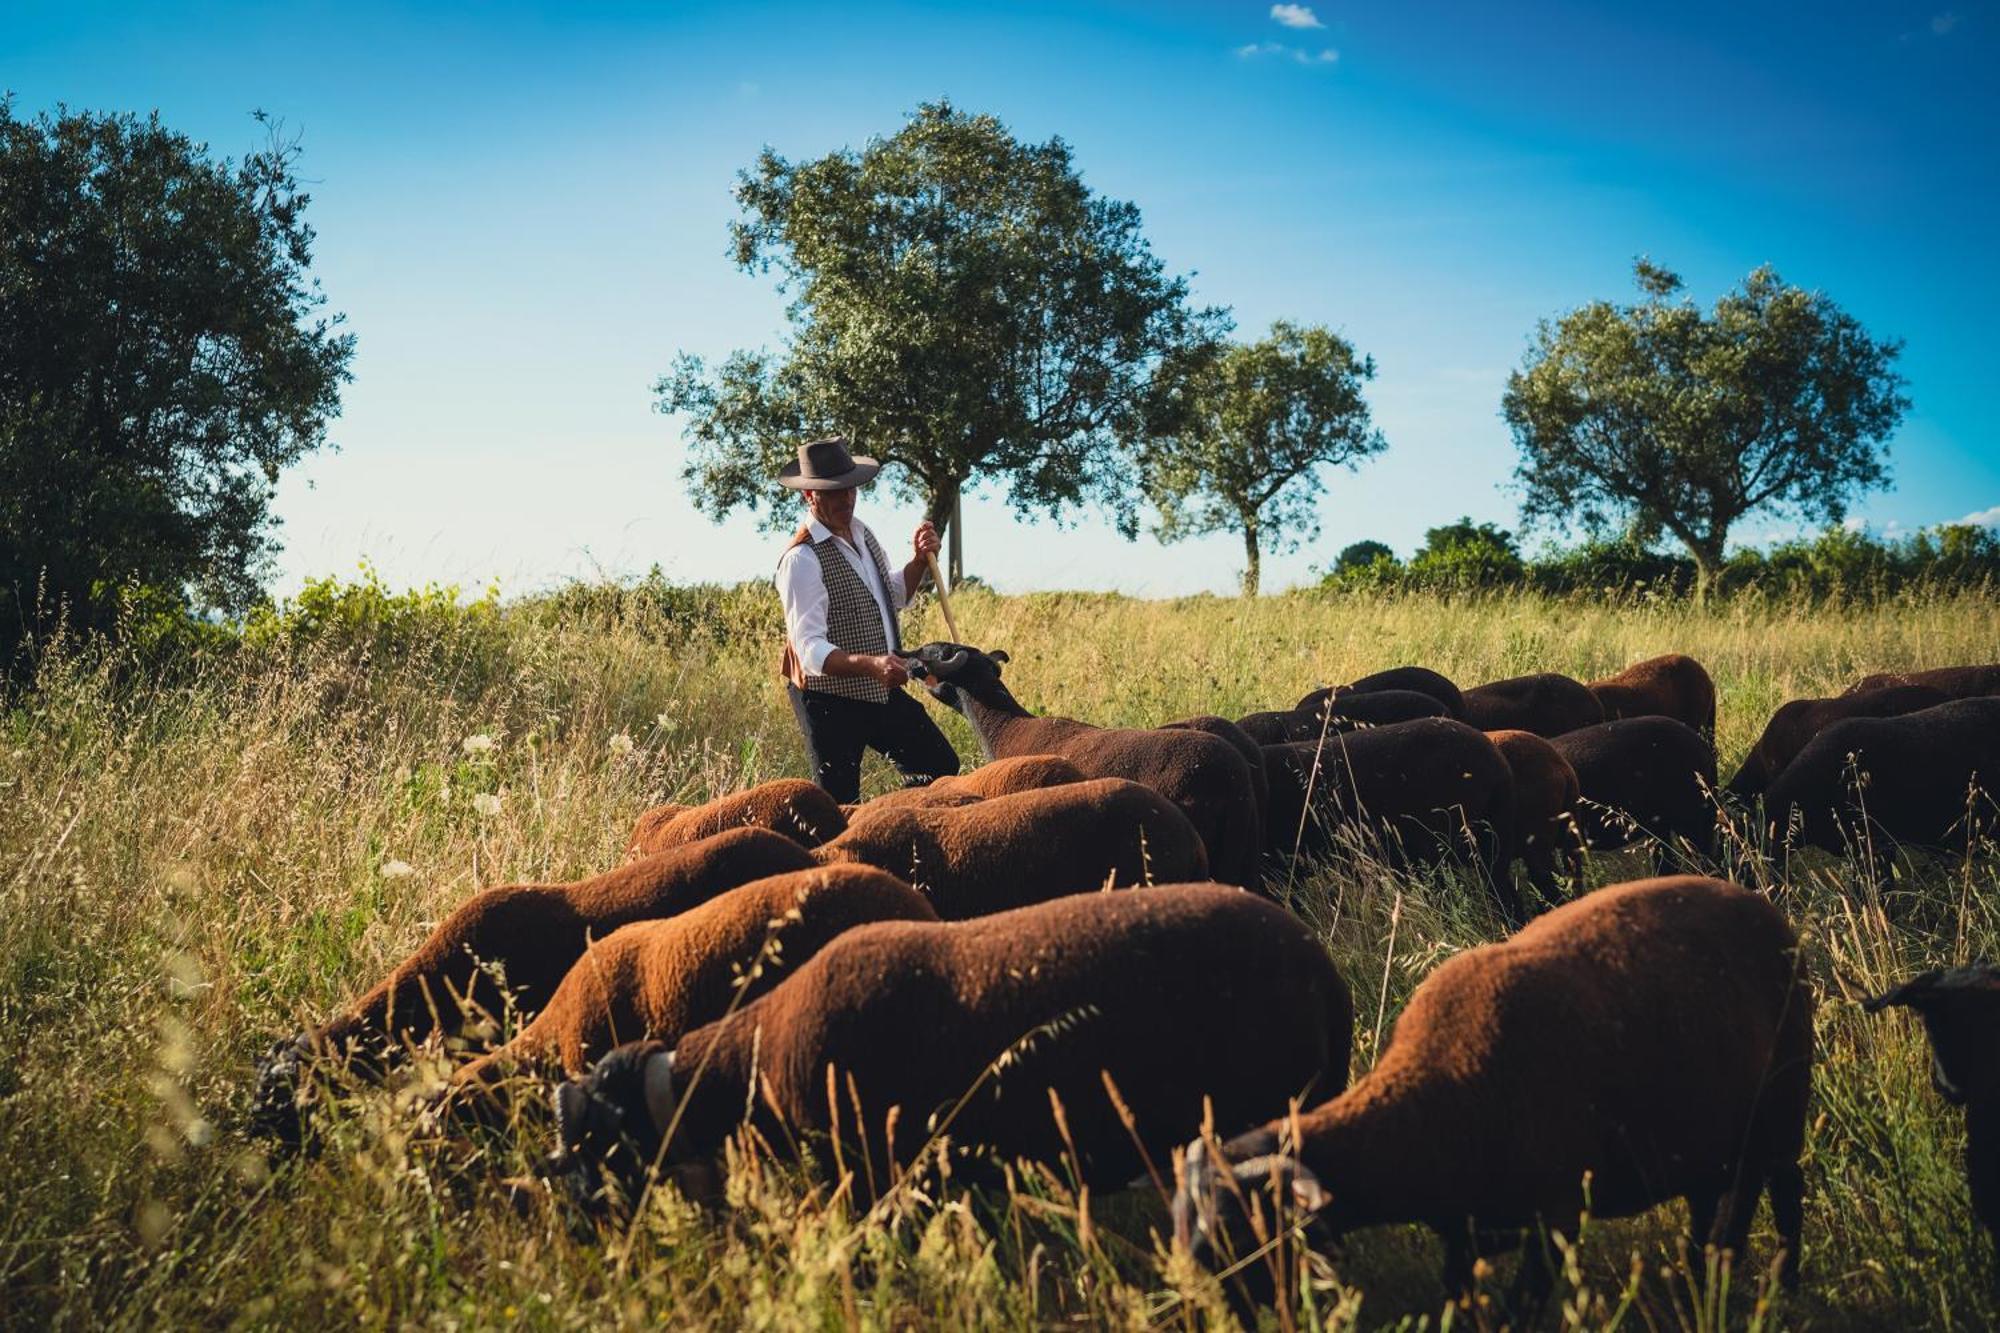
[776, 546, 839, 675]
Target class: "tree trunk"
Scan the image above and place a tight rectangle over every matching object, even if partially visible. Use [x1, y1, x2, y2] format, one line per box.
[1242, 521, 1261, 598]
[1687, 533, 1727, 601]
[949, 491, 963, 588]
[924, 477, 966, 588]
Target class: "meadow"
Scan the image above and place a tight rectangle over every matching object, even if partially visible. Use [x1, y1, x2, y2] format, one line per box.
[3, 577, 1997, 1330]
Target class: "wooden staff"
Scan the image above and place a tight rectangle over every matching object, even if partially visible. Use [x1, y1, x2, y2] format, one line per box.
[924, 551, 961, 642]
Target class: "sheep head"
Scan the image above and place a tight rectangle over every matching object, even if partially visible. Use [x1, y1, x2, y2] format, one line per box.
[905, 642, 1012, 711]
[1172, 1131, 1331, 1278]
[543, 1040, 678, 1212]
[1867, 965, 2000, 1106]
[248, 1035, 315, 1149]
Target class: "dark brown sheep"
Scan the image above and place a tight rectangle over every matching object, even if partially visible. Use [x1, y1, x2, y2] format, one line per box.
[1847, 664, 2000, 700]
[545, 884, 1353, 1207]
[1549, 717, 1718, 868]
[1235, 710, 1319, 746]
[1487, 729, 1582, 904]
[249, 827, 816, 1146]
[1762, 698, 2000, 857]
[1725, 685, 1951, 799]
[1865, 966, 2000, 1246]
[908, 642, 1264, 893]
[1262, 719, 1520, 923]
[1161, 714, 1270, 824]
[816, 777, 1207, 919]
[1297, 665, 1465, 719]
[1462, 672, 1605, 737]
[1588, 653, 1717, 736]
[1175, 876, 1813, 1301]
[1241, 691, 1452, 747]
[450, 866, 936, 1094]
[626, 779, 847, 858]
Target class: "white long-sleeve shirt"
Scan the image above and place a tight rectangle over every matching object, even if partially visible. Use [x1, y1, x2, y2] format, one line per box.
[775, 517, 909, 674]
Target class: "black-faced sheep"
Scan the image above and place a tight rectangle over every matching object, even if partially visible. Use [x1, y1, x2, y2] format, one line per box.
[1262, 719, 1520, 923]
[1175, 876, 1813, 1301]
[250, 827, 816, 1145]
[1297, 665, 1465, 719]
[1865, 966, 2000, 1245]
[627, 779, 847, 858]
[1762, 698, 2000, 857]
[907, 642, 1264, 892]
[852, 754, 1089, 813]
[449, 866, 936, 1096]
[816, 778, 1207, 919]
[1487, 728, 1582, 904]
[1462, 672, 1605, 738]
[545, 883, 1353, 1207]
[1847, 664, 2000, 701]
[1588, 653, 1717, 736]
[1725, 685, 1951, 800]
[1549, 717, 1718, 868]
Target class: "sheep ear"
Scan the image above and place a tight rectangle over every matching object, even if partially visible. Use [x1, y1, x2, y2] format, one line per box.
[643, 1050, 678, 1132]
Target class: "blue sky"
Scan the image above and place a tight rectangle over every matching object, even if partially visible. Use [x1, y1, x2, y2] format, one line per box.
[7, 1, 1995, 596]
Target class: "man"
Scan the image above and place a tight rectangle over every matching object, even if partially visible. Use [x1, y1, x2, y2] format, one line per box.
[775, 436, 961, 803]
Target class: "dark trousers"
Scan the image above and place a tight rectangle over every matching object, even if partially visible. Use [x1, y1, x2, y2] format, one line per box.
[787, 685, 961, 805]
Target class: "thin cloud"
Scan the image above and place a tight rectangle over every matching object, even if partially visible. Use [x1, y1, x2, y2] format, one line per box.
[1270, 3, 1325, 29]
[1236, 40, 1339, 65]
[1932, 11, 1961, 35]
[1955, 505, 2000, 528]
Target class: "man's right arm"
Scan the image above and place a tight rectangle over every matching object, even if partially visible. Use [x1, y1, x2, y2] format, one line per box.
[776, 548, 907, 688]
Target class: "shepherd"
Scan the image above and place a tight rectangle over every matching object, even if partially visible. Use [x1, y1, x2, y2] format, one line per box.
[775, 437, 961, 803]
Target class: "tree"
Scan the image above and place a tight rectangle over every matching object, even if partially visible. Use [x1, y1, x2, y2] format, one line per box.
[656, 102, 1224, 582]
[1141, 322, 1385, 595]
[0, 103, 353, 660]
[1333, 539, 1394, 573]
[1502, 259, 1908, 594]
[1406, 516, 1524, 589]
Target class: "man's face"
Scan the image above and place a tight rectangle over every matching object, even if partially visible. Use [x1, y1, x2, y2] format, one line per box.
[806, 485, 858, 530]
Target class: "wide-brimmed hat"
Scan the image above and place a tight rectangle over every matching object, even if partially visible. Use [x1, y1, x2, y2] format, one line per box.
[778, 436, 881, 491]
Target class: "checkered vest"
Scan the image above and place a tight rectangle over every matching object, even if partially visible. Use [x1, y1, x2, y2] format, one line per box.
[780, 524, 901, 703]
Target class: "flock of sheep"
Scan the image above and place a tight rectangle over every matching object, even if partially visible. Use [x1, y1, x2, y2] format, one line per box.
[249, 642, 2000, 1313]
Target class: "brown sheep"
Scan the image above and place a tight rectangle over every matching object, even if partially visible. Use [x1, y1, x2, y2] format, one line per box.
[1725, 684, 1950, 799]
[1847, 664, 2000, 700]
[1550, 717, 1718, 869]
[1160, 715, 1270, 825]
[1297, 665, 1465, 719]
[1865, 966, 2000, 1247]
[850, 754, 1091, 813]
[1175, 876, 1813, 1303]
[908, 642, 1264, 892]
[626, 779, 847, 858]
[1487, 729, 1582, 904]
[1588, 653, 1717, 736]
[816, 778, 1207, 919]
[449, 866, 936, 1096]
[545, 884, 1354, 1208]
[1296, 688, 1454, 732]
[1462, 672, 1604, 737]
[1235, 710, 1319, 746]
[249, 827, 816, 1146]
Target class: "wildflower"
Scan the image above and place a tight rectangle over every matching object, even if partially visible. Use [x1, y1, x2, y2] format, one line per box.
[473, 792, 503, 818]
[608, 731, 636, 757]
[379, 859, 415, 879]
[461, 733, 497, 755]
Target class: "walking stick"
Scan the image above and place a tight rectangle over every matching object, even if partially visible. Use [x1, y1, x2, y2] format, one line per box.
[924, 551, 962, 643]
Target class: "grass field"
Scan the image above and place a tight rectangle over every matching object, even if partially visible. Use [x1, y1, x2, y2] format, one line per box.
[3, 581, 1998, 1330]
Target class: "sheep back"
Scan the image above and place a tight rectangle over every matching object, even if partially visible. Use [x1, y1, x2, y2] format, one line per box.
[1461, 672, 1605, 737]
[1764, 698, 2000, 853]
[1726, 685, 1950, 799]
[1297, 666, 1465, 719]
[1847, 664, 2000, 701]
[1588, 653, 1717, 735]
[1160, 715, 1270, 824]
[1549, 717, 1717, 857]
[626, 779, 849, 858]
[1486, 728, 1581, 886]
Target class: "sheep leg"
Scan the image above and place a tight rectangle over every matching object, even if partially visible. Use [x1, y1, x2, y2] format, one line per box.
[1507, 1224, 1557, 1317]
[1767, 1160, 1805, 1290]
[1706, 1173, 1765, 1275]
[1438, 1221, 1478, 1300]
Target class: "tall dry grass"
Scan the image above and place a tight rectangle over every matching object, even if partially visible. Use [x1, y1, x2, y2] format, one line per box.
[2, 582, 1997, 1329]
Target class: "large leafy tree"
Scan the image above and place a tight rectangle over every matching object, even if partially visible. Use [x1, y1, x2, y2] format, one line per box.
[1142, 322, 1385, 595]
[1502, 260, 1908, 593]
[657, 101, 1224, 580]
[0, 103, 353, 659]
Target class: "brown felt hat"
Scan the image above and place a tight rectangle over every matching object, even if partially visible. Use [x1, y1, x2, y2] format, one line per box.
[777, 436, 881, 491]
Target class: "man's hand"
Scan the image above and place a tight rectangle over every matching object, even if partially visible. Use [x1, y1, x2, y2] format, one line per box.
[913, 521, 941, 562]
[870, 654, 911, 688]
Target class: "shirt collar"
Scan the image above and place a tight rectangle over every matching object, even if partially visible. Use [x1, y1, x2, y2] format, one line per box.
[807, 516, 865, 548]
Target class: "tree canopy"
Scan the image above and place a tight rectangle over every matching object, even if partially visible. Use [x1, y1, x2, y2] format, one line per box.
[657, 101, 1223, 579]
[0, 104, 353, 661]
[1501, 259, 1907, 591]
[1141, 321, 1384, 595]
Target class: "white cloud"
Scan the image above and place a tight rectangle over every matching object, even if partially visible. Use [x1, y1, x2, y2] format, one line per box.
[1955, 505, 2000, 528]
[1270, 3, 1325, 28]
[1932, 11, 1961, 35]
[1236, 41, 1283, 57]
[1300, 46, 1339, 63]
[1236, 40, 1338, 65]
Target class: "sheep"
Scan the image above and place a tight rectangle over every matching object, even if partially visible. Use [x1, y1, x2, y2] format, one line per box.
[544, 883, 1354, 1208]
[249, 827, 816, 1146]
[1296, 665, 1465, 719]
[815, 777, 1208, 919]
[1239, 691, 1451, 747]
[1462, 672, 1605, 737]
[1261, 718, 1520, 923]
[1848, 664, 2000, 701]
[1174, 875, 1813, 1303]
[1549, 717, 1718, 869]
[1864, 966, 2000, 1246]
[1588, 653, 1717, 736]
[853, 754, 1089, 813]
[626, 779, 847, 858]
[1725, 685, 1951, 800]
[1160, 714, 1270, 824]
[1762, 698, 2000, 858]
[1487, 728, 1583, 904]
[1235, 710, 1318, 746]
[449, 865, 936, 1097]
[907, 642, 1264, 892]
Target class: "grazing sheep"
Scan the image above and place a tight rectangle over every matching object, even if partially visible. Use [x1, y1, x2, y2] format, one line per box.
[626, 779, 848, 858]
[1161, 714, 1270, 824]
[1262, 719, 1520, 923]
[1462, 672, 1605, 737]
[450, 866, 936, 1095]
[1848, 664, 2000, 701]
[545, 884, 1353, 1207]
[908, 642, 1264, 892]
[817, 778, 1207, 919]
[1297, 666, 1465, 719]
[249, 827, 816, 1146]
[858, 754, 1090, 813]
[1865, 966, 2000, 1245]
[1240, 691, 1451, 748]
[1487, 729, 1582, 904]
[1589, 653, 1717, 736]
[1725, 685, 1951, 800]
[1550, 717, 1718, 868]
[1175, 876, 1813, 1301]
[1235, 710, 1319, 746]
[1762, 698, 2000, 857]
